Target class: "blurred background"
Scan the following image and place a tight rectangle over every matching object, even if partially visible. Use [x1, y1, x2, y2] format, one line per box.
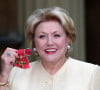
[0, 0, 100, 65]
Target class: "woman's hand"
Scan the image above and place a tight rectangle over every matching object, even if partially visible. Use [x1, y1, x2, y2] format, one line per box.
[0, 47, 18, 82]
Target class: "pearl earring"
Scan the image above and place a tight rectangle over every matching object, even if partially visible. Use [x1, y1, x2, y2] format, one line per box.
[67, 45, 70, 49]
[33, 48, 38, 55]
[33, 48, 37, 52]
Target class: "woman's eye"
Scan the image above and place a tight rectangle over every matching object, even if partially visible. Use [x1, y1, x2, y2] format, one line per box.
[54, 34, 61, 37]
[39, 35, 45, 38]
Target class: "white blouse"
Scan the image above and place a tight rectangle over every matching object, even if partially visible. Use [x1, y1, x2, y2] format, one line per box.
[7, 57, 100, 90]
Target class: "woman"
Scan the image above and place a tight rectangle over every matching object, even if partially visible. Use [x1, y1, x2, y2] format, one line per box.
[0, 7, 100, 90]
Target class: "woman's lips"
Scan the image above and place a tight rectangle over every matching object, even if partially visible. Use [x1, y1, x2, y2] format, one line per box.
[45, 48, 57, 54]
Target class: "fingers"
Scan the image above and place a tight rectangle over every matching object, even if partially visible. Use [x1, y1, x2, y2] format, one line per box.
[3, 47, 17, 57]
[1, 47, 18, 65]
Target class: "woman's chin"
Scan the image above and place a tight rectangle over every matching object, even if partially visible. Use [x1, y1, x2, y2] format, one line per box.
[41, 57, 60, 64]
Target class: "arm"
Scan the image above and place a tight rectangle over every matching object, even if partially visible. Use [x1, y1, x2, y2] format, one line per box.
[0, 48, 17, 90]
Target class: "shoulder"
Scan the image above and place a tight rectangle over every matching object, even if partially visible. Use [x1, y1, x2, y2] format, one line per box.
[68, 57, 100, 76]
[30, 60, 41, 68]
[68, 57, 100, 88]
[69, 57, 97, 69]
[90, 64, 100, 89]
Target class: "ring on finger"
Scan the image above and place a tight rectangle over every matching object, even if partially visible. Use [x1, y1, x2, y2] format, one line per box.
[7, 53, 11, 56]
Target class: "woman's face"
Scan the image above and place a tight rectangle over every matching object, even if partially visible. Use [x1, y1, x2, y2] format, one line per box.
[34, 20, 69, 63]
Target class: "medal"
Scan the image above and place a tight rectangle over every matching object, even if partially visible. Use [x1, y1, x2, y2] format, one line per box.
[15, 48, 31, 69]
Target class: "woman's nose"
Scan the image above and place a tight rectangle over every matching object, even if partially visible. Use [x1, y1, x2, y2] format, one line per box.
[47, 36, 54, 46]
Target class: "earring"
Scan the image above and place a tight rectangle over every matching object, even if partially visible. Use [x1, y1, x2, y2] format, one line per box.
[33, 48, 38, 55]
[33, 48, 37, 52]
[67, 45, 70, 49]
[66, 45, 71, 57]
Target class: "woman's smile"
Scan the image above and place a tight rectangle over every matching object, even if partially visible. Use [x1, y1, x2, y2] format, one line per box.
[45, 48, 57, 54]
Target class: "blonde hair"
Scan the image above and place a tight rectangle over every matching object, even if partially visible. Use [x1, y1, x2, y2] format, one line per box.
[25, 7, 76, 55]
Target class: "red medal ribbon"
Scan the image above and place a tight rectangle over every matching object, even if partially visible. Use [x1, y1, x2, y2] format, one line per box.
[15, 48, 30, 69]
